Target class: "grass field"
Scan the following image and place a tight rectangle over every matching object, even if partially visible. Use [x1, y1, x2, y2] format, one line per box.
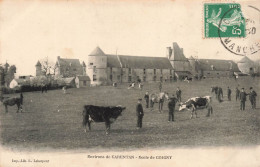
[0, 77, 259, 150]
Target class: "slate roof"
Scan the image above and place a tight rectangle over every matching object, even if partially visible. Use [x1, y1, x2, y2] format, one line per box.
[89, 47, 106, 56]
[237, 56, 254, 63]
[76, 75, 90, 81]
[197, 59, 240, 71]
[118, 55, 173, 69]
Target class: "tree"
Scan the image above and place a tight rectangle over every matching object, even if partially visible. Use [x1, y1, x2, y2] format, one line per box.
[39, 57, 57, 75]
[4, 65, 16, 87]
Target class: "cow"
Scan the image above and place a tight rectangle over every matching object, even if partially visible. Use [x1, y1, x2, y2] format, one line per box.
[82, 105, 126, 135]
[128, 82, 135, 89]
[179, 96, 212, 119]
[184, 76, 192, 83]
[0, 93, 23, 113]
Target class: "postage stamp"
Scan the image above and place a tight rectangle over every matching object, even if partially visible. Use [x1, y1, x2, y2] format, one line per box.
[219, 5, 260, 56]
[204, 3, 246, 38]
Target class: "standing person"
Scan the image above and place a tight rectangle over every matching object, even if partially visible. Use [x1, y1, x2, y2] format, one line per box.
[217, 87, 223, 102]
[136, 98, 144, 129]
[144, 92, 149, 108]
[249, 87, 257, 109]
[239, 88, 248, 111]
[176, 87, 182, 102]
[41, 83, 44, 93]
[227, 87, 232, 101]
[45, 84, 48, 93]
[168, 95, 178, 122]
[159, 82, 162, 92]
[235, 87, 240, 101]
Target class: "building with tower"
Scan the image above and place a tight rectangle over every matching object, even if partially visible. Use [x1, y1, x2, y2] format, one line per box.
[87, 47, 174, 86]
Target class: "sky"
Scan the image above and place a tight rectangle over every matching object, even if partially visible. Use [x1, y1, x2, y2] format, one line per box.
[0, 0, 259, 75]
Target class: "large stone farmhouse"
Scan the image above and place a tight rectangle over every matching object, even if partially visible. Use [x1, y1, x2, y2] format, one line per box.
[35, 42, 257, 86]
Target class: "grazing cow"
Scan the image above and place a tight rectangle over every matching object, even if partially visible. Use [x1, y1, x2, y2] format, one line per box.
[0, 93, 23, 113]
[128, 82, 135, 89]
[184, 76, 192, 83]
[82, 105, 126, 134]
[179, 96, 212, 119]
[150, 92, 169, 112]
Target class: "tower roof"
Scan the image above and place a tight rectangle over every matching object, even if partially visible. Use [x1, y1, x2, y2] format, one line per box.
[89, 46, 106, 56]
[237, 56, 253, 63]
[35, 61, 41, 66]
[172, 43, 188, 61]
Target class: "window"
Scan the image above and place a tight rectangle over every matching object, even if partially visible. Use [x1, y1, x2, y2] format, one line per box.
[117, 75, 120, 80]
[160, 76, 163, 81]
[83, 81, 87, 86]
[93, 66, 97, 73]
[217, 73, 219, 75]
[110, 67, 112, 73]
[110, 75, 112, 80]
[153, 76, 156, 81]
[90, 63, 93, 65]
[170, 70, 172, 75]
[160, 69, 163, 74]
[93, 75, 97, 81]
[154, 69, 156, 75]
[143, 69, 146, 74]
[129, 68, 132, 74]
[207, 73, 210, 75]
[128, 76, 132, 82]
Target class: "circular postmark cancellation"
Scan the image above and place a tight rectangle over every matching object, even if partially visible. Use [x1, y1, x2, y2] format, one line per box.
[218, 5, 260, 56]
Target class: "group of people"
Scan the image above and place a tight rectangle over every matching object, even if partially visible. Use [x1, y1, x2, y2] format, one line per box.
[236, 87, 257, 110]
[213, 86, 257, 110]
[136, 86, 182, 129]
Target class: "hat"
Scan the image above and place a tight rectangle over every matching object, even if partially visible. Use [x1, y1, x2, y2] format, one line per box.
[241, 88, 244, 89]
[250, 87, 253, 89]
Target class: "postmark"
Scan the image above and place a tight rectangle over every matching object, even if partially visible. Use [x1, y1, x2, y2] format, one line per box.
[219, 5, 260, 56]
[204, 3, 246, 38]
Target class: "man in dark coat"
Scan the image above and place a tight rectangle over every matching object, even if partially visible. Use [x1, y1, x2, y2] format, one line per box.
[136, 98, 144, 129]
[176, 87, 182, 102]
[168, 95, 178, 122]
[217, 87, 223, 102]
[239, 88, 248, 111]
[144, 92, 149, 108]
[249, 87, 257, 109]
[227, 87, 232, 101]
[235, 87, 240, 101]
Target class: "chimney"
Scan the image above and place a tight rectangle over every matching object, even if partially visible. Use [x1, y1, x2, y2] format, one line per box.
[166, 47, 172, 59]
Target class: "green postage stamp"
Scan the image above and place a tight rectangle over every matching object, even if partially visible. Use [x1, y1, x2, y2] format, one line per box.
[204, 3, 246, 38]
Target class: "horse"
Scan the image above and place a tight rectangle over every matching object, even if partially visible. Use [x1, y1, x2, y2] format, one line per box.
[0, 93, 23, 113]
[150, 92, 169, 112]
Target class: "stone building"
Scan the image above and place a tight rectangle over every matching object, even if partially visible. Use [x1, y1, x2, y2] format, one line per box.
[87, 47, 174, 85]
[55, 56, 86, 77]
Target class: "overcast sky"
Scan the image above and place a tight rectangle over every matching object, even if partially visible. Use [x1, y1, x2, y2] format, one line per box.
[0, 0, 259, 75]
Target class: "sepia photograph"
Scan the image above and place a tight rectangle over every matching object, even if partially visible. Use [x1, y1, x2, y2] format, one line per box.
[0, 0, 259, 166]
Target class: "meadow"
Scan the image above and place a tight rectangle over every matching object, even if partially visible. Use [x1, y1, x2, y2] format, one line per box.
[0, 77, 259, 151]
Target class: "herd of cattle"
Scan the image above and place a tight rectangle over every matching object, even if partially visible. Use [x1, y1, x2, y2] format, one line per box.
[0, 85, 236, 135]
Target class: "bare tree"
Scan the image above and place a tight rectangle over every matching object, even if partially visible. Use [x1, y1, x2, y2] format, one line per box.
[39, 57, 57, 75]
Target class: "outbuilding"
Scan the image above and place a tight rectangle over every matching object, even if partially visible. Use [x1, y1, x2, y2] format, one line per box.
[75, 75, 91, 88]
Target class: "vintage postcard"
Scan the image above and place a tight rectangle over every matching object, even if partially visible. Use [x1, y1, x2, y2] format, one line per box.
[0, 0, 259, 167]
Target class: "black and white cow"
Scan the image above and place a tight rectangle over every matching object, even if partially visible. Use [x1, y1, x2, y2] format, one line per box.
[179, 96, 212, 119]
